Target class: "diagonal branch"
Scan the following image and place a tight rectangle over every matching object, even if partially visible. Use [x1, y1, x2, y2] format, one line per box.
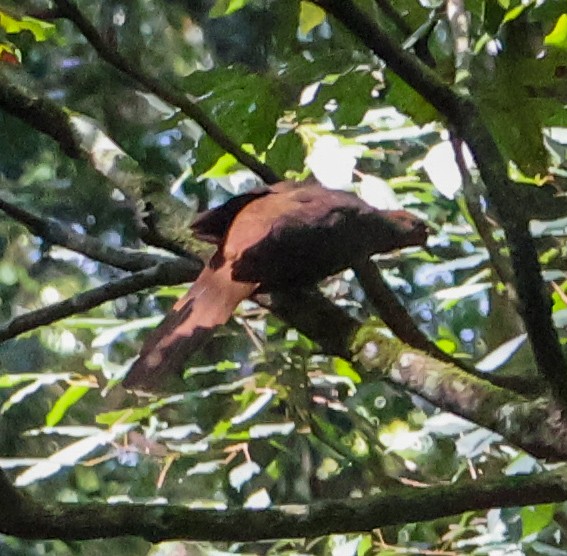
[449, 136, 516, 290]
[311, 0, 567, 405]
[0, 192, 171, 272]
[50, 0, 281, 185]
[353, 260, 454, 363]
[352, 322, 567, 460]
[0, 260, 199, 342]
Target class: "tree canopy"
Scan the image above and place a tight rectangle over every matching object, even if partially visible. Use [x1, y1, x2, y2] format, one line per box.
[1, 0, 567, 554]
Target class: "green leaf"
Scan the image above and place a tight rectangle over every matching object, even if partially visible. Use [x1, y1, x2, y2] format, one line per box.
[96, 406, 153, 426]
[299, 2, 326, 35]
[298, 69, 378, 127]
[209, 0, 250, 18]
[231, 391, 274, 425]
[437, 338, 457, 354]
[470, 36, 567, 174]
[384, 71, 438, 126]
[333, 358, 361, 384]
[266, 131, 306, 176]
[184, 67, 284, 175]
[0, 11, 55, 41]
[46, 385, 91, 427]
[545, 14, 567, 48]
[521, 504, 556, 538]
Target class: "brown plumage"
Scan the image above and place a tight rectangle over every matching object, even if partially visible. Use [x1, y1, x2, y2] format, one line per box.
[123, 179, 428, 391]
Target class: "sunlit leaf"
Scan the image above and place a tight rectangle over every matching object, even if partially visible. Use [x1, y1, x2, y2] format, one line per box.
[15, 425, 132, 486]
[209, 0, 250, 18]
[91, 316, 161, 348]
[475, 334, 528, 372]
[1, 374, 72, 414]
[332, 358, 361, 384]
[231, 391, 274, 425]
[155, 424, 202, 440]
[521, 504, 556, 538]
[243, 487, 271, 509]
[435, 282, 492, 311]
[0, 11, 55, 41]
[424, 413, 477, 436]
[96, 406, 154, 425]
[186, 460, 224, 476]
[545, 14, 567, 48]
[228, 461, 261, 491]
[249, 422, 295, 438]
[299, 2, 326, 35]
[46, 385, 92, 427]
[25, 426, 103, 438]
[455, 429, 502, 459]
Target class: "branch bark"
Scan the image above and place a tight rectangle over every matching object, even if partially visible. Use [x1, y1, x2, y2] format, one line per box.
[0, 260, 199, 342]
[352, 323, 567, 460]
[0, 191, 171, 272]
[1, 466, 566, 541]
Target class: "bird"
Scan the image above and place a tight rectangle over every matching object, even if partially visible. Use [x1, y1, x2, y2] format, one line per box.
[123, 178, 428, 391]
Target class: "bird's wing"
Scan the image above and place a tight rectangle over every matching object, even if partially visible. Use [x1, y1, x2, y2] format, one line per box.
[190, 178, 320, 245]
[123, 264, 258, 392]
[191, 188, 272, 245]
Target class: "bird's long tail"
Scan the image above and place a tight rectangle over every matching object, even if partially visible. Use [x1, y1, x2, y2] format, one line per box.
[123, 265, 257, 392]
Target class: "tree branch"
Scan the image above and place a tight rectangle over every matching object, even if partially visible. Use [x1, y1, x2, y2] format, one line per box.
[0, 260, 199, 342]
[449, 136, 516, 289]
[353, 260, 456, 364]
[311, 0, 567, 405]
[0, 74, 205, 255]
[50, 0, 281, 185]
[0, 466, 566, 541]
[0, 71, 81, 159]
[352, 323, 567, 461]
[0, 191, 170, 272]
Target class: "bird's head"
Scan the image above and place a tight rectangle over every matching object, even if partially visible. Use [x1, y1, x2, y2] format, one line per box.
[376, 209, 429, 252]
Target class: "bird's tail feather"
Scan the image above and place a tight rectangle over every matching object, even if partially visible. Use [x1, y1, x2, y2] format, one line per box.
[123, 265, 256, 392]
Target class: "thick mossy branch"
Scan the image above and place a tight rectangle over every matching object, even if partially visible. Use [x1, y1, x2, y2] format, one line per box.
[1, 466, 567, 541]
[352, 323, 567, 460]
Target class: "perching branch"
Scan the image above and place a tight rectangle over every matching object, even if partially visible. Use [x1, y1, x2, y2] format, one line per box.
[311, 0, 567, 405]
[1, 466, 566, 541]
[50, 0, 281, 185]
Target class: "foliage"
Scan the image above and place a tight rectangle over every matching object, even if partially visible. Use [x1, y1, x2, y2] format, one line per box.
[0, 0, 566, 555]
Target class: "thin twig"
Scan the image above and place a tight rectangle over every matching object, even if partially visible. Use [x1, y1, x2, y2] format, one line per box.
[354, 259, 454, 362]
[449, 137, 516, 289]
